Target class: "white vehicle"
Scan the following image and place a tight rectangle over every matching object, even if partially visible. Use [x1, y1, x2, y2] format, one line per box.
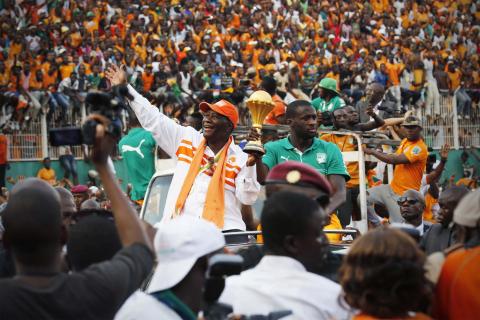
[141, 131, 394, 236]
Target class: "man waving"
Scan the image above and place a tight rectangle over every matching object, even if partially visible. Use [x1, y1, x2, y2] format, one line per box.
[106, 65, 260, 231]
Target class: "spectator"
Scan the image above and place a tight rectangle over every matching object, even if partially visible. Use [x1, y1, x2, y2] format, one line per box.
[118, 112, 156, 205]
[421, 186, 470, 255]
[36, 157, 56, 186]
[320, 108, 362, 226]
[262, 76, 287, 125]
[434, 189, 480, 319]
[398, 189, 432, 237]
[55, 186, 77, 225]
[363, 115, 428, 224]
[183, 112, 203, 131]
[66, 211, 121, 271]
[115, 215, 225, 320]
[0, 123, 154, 318]
[339, 228, 432, 319]
[220, 191, 348, 319]
[252, 100, 350, 215]
[58, 146, 78, 185]
[311, 78, 346, 114]
[71, 184, 89, 211]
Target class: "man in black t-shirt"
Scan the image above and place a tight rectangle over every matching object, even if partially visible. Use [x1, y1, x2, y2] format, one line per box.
[0, 118, 154, 320]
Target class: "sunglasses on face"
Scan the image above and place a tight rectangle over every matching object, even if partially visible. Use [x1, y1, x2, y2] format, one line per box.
[397, 197, 419, 206]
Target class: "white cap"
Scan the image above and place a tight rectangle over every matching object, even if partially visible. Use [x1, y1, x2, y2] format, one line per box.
[147, 216, 225, 293]
[453, 189, 479, 227]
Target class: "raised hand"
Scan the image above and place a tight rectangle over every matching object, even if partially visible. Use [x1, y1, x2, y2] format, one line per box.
[105, 64, 127, 86]
[440, 144, 450, 160]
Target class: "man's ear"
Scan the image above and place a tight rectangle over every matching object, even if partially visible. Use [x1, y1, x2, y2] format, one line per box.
[285, 117, 293, 126]
[283, 234, 300, 256]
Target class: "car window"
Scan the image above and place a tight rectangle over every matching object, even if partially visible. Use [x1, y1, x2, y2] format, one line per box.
[142, 174, 173, 226]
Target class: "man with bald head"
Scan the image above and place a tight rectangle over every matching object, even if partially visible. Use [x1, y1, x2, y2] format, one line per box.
[421, 186, 470, 255]
[398, 189, 432, 236]
[55, 187, 77, 225]
[0, 125, 154, 319]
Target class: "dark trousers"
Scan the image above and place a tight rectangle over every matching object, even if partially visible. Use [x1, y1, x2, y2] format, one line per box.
[337, 187, 360, 227]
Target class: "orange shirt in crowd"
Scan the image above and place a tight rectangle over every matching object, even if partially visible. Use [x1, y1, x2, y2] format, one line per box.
[37, 167, 56, 185]
[390, 138, 428, 195]
[321, 134, 359, 188]
[448, 69, 462, 90]
[142, 72, 154, 92]
[0, 134, 7, 165]
[59, 64, 75, 80]
[423, 192, 438, 223]
[386, 63, 403, 86]
[264, 95, 286, 125]
[435, 246, 480, 320]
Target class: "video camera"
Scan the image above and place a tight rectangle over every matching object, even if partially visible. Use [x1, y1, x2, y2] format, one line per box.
[49, 85, 131, 146]
[204, 254, 292, 320]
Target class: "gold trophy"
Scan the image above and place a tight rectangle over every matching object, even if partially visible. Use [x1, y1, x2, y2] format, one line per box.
[244, 90, 275, 154]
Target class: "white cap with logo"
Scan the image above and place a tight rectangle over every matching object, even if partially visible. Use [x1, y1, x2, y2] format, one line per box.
[147, 215, 225, 293]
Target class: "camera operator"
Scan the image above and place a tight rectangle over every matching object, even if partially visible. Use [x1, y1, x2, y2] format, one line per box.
[115, 215, 225, 320]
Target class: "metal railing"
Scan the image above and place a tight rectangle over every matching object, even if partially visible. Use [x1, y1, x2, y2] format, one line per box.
[4, 94, 479, 161]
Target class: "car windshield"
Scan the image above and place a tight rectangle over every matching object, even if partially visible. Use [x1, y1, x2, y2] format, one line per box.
[142, 174, 173, 226]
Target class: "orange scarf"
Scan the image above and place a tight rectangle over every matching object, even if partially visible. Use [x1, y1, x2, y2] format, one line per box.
[174, 137, 232, 229]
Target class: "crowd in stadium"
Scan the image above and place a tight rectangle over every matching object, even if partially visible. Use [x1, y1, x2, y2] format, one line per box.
[0, 0, 479, 319]
[0, 0, 478, 129]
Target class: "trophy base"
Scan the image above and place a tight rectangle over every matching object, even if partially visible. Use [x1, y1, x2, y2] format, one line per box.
[243, 140, 265, 155]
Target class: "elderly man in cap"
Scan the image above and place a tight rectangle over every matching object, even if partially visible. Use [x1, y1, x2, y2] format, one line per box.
[115, 216, 225, 320]
[434, 189, 480, 319]
[106, 65, 260, 231]
[363, 115, 428, 224]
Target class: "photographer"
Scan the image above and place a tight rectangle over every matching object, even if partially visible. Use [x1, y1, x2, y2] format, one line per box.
[0, 117, 154, 319]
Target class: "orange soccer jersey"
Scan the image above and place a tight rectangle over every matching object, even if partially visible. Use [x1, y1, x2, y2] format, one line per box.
[390, 138, 428, 195]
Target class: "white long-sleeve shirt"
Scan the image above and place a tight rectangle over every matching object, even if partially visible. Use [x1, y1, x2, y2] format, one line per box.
[220, 256, 349, 320]
[127, 85, 261, 231]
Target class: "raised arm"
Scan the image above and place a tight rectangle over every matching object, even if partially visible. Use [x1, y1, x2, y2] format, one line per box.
[354, 105, 385, 131]
[105, 65, 196, 157]
[363, 145, 410, 165]
[426, 144, 449, 184]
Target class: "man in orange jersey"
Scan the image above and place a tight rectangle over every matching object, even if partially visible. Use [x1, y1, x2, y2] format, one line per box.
[363, 115, 428, 224]
[106, 65, 260, 232]
[434, 189, 480, 320]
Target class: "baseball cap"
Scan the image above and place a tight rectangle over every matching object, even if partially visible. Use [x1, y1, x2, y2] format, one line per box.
[453, 189, 479, 227]
[265, 161, 333, 196]
[147, 216, 225, 293]
[199, 100, 239, 128]
[402, 115, 422, 128]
